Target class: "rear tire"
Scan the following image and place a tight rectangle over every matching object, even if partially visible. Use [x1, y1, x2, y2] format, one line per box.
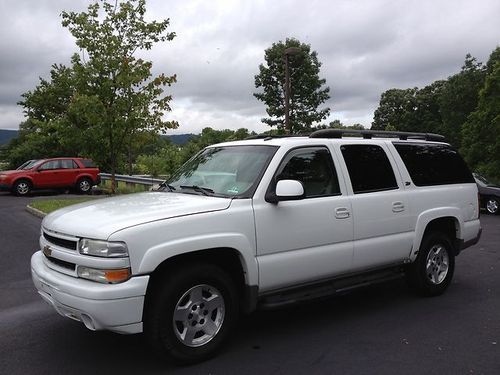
[144, 264, 239, 364]
[486, 197, 499, 215]
[406, 232, 455, 296]
[76, 177, 92, 194]
[12, 179, 32, 196]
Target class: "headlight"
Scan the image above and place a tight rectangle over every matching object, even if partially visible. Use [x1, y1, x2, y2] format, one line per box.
[78, 239, 129, 258]
[77, 266, 131, 284]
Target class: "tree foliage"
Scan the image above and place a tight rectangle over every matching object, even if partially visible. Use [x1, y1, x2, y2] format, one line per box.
[372, 81, 446, 134]
[134, 127, 255, 177]
[313, 119, 364, 131]
[372, 54, 486, 149]
[438, 54, 485, 148]
[461, 47, 500, 181]
[61, 0, 177, 189]
[7, 0, 177, 191]
[254, 38, 330, 133]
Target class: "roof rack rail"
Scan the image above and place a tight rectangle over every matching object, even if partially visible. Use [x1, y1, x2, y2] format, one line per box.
[245, 134, 307, 140]
[309, 129, 446, 142]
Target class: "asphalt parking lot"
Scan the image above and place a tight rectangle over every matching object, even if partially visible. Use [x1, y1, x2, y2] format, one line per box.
[0, 191, 499, 374]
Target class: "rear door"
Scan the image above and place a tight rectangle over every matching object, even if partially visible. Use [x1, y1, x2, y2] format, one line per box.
[336, 142, 412, 270]
[58, 159, 79, 186]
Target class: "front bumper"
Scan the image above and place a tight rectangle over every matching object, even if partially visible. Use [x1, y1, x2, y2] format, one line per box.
[0, 183, 11, 191]
[31, 251, 149, 334]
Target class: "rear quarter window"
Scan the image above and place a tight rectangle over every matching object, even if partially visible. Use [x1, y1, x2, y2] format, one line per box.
[81, 159, 97, 168]
[340, 144, 398, 194]
[393, 143, 474, 186]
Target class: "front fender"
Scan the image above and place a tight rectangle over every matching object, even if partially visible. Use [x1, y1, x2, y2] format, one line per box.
[137, 232, 258, 286]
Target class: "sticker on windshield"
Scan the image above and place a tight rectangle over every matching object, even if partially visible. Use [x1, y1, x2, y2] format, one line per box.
[227, 186, 239, 194]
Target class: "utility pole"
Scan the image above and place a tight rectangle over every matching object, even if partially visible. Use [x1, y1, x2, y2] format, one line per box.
[283, 47, 301, 134]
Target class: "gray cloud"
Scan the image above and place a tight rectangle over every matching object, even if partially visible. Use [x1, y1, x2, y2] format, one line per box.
[1, 0, 499, 133]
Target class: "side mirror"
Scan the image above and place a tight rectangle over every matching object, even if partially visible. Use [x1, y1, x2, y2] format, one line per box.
[266, 179, 305, 203]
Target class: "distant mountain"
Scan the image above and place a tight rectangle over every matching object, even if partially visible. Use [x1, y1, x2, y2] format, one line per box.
[163, 133, 196, 145]
[0, 129, 195, 146]
[0, 130, 18, 145]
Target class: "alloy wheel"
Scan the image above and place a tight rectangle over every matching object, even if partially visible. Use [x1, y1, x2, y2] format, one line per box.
[172, 284, 225, 347]
[425, 244, 449, 284]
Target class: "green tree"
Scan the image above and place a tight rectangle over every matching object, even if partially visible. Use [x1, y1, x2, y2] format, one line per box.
[371, 88, 419, 131]
[413, 80, 446, 134]
[371, 54, 485, 147]
[254, 38, 330, 133]
[135, 127, 255, 176]
[60, 0, 177, 191]
[439, 54, 485, 148]
[461, 47, 500, 180]
[7, 64, 77, 168]
[371, 80, 455, 139]
[313, 119, 365, 131]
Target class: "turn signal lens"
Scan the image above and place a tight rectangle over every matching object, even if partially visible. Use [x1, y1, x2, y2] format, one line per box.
[104, 269, 131, 283]
[77, 266, 131, 284]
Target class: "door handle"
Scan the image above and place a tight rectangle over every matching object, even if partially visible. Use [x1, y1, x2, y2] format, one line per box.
[392, 201, 405, 212]
[335, 207, 350, 219]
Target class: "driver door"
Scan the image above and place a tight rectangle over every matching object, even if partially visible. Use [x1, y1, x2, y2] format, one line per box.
[253, 146, 354, 293]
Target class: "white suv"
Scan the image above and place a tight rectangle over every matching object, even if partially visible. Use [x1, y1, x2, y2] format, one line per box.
[31, 129, 482, 363]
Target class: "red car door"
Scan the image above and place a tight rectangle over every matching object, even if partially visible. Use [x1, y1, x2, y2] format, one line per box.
[34, 160, 61, 188]
[59, 159, 79, 186]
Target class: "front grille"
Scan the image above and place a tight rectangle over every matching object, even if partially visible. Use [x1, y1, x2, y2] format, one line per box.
[44, 255, 76, 271]
[43, 232, 77, 251]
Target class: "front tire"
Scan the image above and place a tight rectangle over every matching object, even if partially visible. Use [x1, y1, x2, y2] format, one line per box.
[144, 264, 239, 364]
[12, 179, 32, 196]
[486, 197, 499, 215]
[406, 232, 455, 296]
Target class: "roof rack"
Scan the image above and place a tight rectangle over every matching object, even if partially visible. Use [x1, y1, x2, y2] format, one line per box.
[245, 134, 307, 140]
[309, 129, 446, 142]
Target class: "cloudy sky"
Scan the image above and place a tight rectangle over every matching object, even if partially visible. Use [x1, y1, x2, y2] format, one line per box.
[0, 0, 499, 134]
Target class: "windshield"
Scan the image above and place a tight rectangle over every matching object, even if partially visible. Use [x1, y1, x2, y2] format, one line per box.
[17, 160, 42, 170]
[167, 145, 278, 197]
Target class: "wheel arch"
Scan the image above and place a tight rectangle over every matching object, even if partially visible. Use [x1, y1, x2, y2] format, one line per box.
[144, 247, 258, 315]
[76, 174, 95, 184]
[412, 210, 463, 259]
[12, 177, 34, 190]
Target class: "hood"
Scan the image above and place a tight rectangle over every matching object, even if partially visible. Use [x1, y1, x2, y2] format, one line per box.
[42, 192, 232, 239]
[0, 170, 22, 175]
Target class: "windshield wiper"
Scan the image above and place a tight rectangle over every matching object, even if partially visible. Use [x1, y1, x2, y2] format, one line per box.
[158, 182, 176, 192]
[179, 185, 214, 196]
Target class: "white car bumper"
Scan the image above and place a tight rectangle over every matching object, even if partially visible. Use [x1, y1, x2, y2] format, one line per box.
[31, 251, 149, 334]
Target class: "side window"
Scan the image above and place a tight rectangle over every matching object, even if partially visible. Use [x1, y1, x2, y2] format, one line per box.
[60, 159, 77, 169]
[276, 147, 340, 198]
[393, 143, 474, 186]
[81, 159, 96, 168]
[341, 144, 398, 194]
[38, 160, 60, 171]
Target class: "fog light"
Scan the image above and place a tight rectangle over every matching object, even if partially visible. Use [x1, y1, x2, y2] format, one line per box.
[77, 266, 131, 284]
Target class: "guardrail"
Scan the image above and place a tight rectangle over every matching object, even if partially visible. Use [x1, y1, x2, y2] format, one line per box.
[99, 173, 165, 187]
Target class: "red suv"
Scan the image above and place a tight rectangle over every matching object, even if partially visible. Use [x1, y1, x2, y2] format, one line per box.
[0, 158, 101, 196]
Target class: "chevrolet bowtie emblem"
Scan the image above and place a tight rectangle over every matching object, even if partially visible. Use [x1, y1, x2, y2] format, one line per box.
[43, 245, 52, 257]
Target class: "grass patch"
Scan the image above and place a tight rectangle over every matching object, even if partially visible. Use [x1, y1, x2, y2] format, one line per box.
[29, 198, 97, 214]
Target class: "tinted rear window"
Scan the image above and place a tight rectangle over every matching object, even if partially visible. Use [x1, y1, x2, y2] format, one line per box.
[341, 144, 398, 194]
[81, 159, 96, 168]
[393, 143, 474, 186]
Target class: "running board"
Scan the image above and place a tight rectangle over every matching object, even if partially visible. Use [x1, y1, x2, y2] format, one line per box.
[258, 266, 405, 309]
